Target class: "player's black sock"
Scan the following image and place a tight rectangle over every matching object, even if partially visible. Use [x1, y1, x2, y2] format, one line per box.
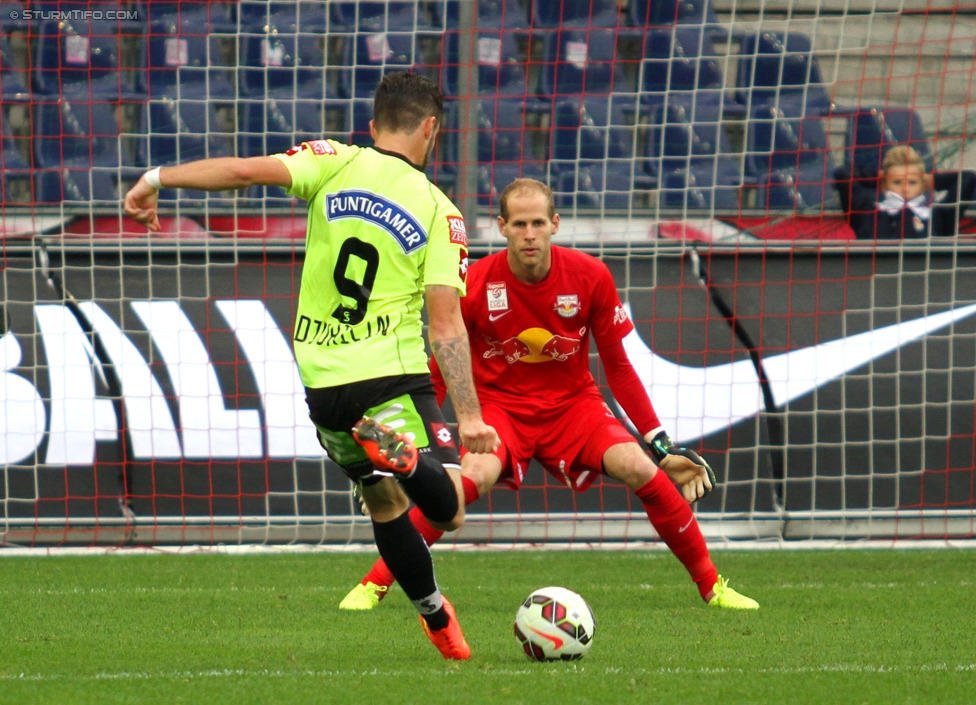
[371, 511, 449, 630]
[397, 455, 459, 524]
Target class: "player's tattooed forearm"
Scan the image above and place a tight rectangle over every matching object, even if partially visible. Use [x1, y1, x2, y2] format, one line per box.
[431, 335, 481, 415]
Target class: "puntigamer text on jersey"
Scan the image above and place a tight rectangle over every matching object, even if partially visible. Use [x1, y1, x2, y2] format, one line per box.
[326, 190, 428, 254]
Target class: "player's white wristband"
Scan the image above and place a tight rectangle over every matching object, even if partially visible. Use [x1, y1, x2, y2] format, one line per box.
[144, 167, 162, 190]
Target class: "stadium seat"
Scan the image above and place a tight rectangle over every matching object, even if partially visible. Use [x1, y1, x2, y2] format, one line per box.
[138, 7, 241, 203]
[734, 31, 832, 116]
[478, 161, 549, 207]
[537, 28, 631, 99]
[481, 98, 544, 166]
[143, 2, 236, 34]
[144, 100, 237, 208]
[644, 95, 740, 210]
[145, 19, 236, 101]
[140, 98, 236, 164]
[438, 97, 534, 177]
[745, 104, 836, 211]
[440, 0, 529, 31]
[239, 97, 352, 158]
[340, 32, 418, 98]
[844, 107, 932, 178]
[550, 96, 649, 206]
[137, 92, 240, 207]
[530, 0, 620, 29]
[440, 31, 532, 98]
[658, 167, 738, 211]
[537, 29, 641, 208]
[639, 28, 723, 93]
[643, 94, 735, 171]
[0, 107, 34, 205]
[628, 0, 722, 27]
[0, 108, 29, 169]
[436, 97, 546, 206]
[0, 33, 29, 102]
[141, 12, 239, 201]
[331, 2, 440, 33]
[239, 31, 339, 101]
[348, 98, 374, 147]
[235, 2, 330, 33]
[0, 2, 31, 32]
[33, 99, 142, 203]
[34, 100, 121, 168]
[553, 160, 640, 210]
[31, 16, 145, 100]
[637, 26, 741, 117]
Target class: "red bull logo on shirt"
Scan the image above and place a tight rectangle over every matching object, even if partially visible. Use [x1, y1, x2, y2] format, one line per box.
[555, 295, 579, 318]
[484, 327, 581, 364]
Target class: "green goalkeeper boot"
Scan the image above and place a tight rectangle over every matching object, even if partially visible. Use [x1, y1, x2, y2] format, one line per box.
[339, 581, 390, 610]
[707, 575, 760, 609]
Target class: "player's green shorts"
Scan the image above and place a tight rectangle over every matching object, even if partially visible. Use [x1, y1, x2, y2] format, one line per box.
[305, 374, 460, 484]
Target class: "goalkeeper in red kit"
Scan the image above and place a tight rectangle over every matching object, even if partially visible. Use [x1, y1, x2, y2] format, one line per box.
[341, 178, 758, 611]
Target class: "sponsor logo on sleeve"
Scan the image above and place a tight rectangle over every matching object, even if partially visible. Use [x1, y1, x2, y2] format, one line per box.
[308, 140, 337, 155]
[447, 216, 467, 246]
[613, 304, 629, 325]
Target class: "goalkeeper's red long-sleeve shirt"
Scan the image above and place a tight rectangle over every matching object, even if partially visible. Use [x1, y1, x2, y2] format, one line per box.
[431, 245, 662, 437]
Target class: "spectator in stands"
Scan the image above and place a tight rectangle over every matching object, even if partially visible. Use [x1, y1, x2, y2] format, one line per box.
[339, 178, 759, 613]
[123, 71, 499, 661]
[834, 145, 976, 240]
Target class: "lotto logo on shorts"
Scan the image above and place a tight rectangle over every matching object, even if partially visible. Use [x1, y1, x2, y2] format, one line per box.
[431, 423, 456, 448]
[308, 140, 337, 155]
[447, 216, 467, 246]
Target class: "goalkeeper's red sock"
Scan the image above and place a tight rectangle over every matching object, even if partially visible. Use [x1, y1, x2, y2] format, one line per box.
[361, 475, 481, 589]
[635, 471, 718, 602]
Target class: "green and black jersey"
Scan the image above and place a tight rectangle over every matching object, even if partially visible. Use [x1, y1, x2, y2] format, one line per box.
[273, 139, 469, 389]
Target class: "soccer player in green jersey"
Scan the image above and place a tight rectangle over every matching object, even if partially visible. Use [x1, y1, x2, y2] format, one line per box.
[124, 71, 499, 660]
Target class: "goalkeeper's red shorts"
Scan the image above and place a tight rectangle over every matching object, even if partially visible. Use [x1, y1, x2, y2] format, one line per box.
[465, 388, 635, 493]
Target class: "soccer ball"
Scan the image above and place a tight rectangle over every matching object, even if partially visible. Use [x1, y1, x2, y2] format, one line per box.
[513, 586, 595, 661]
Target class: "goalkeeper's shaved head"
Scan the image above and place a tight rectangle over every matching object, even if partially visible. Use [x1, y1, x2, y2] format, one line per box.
[373, 71, 444, 134]
[499, 178, 557, 221]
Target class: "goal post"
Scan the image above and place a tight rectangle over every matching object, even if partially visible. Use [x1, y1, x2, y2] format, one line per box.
[3, 240, 975, 546]
[1, 1, 975, 547]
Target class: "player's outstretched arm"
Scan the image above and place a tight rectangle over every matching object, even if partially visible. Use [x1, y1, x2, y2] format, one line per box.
[597, 336, 715, 501]
[426, 285, 499, 454]
[124, 157, 292, 232]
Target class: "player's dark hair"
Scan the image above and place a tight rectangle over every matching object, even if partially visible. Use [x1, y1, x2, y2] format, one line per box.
[498, 178, 556, 221]
[373, 71, 444, 134]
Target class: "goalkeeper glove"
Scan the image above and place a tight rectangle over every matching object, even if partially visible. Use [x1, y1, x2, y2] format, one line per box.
[647, 431, 717, 503]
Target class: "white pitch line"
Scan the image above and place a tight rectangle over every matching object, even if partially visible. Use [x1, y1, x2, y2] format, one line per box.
[3, 663, 975, 683]
[3, 538, 976, 558]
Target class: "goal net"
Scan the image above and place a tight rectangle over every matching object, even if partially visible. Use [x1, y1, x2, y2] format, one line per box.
[1, 0, 975, 548]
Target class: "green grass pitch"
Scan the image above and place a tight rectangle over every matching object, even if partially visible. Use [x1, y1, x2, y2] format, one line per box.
[2, 548, 973, 704]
